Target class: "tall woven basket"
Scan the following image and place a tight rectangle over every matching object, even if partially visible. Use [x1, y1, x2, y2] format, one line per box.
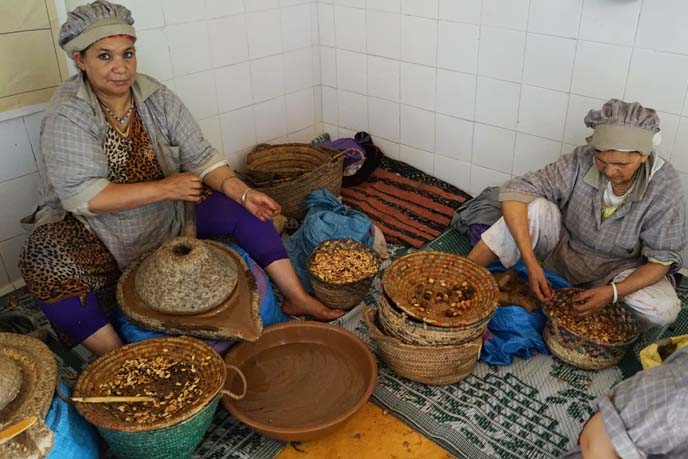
[308, 239, 381, 311]
[365, 309, 481, 385]
[73, 337, 227, 459]
[246, 143, 344, 220]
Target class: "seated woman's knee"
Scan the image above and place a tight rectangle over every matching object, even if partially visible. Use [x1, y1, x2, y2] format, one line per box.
[648, 297, 681, 327]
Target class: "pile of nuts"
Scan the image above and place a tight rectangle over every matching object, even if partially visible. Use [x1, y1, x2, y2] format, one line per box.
[96, 354, 212, 424]
[310, 248, 379, 284]
[547, 290, 634, 344]
[409, 277, 476, 318]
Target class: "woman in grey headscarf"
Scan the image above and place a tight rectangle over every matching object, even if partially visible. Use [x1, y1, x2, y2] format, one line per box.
[18, 0, 343, 355]
[468, 99, 686, 327]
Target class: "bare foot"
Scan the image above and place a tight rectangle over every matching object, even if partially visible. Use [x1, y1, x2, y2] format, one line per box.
[282, 294, 345, 321]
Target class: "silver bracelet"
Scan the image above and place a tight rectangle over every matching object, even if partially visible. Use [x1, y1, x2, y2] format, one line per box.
[240, 187, 252, 206]
[610, 282, 618, 304]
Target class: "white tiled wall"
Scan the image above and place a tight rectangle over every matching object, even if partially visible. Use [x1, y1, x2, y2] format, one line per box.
[317, 0, 688, 200]
[4, 0, 688, 293]
[0, 0, 322, 293]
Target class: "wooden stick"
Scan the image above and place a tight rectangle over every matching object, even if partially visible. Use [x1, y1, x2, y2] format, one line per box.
[0, 416, 37, 445]
[71, 396, 155, 404]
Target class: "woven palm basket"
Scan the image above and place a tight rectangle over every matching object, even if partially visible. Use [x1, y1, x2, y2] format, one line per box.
[247, 143, 334, 182]
[308, 239, 381, 311]
[73, 337, 226, 459]
[245, 143, 344, 220]
[382, 251, 499, 328]
[365, 309, 481, 385]
[378, 292, 489, 346]
[542, 288, 639, 370]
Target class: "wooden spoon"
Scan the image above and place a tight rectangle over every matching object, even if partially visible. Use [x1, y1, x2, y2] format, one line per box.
[0, 416, 37, 445]
[70, 396, 155, 404]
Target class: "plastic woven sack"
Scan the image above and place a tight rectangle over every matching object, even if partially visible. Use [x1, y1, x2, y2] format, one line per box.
[481, 260, 571, 365]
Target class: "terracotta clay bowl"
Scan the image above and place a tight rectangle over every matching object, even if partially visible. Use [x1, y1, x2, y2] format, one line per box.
[222, 321, 377, 442]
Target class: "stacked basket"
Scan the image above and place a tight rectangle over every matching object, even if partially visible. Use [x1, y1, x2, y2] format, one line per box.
[366, 251, 498, 385]
[245, 143, 344, 220]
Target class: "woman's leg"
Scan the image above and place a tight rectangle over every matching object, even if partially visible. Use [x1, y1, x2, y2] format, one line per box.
[264, 259, 343, 320]
[19, 215, 122, 355]
[612, 268, 681, 328]
[196, 193, 344, 320]
[468, 198, 562, 267]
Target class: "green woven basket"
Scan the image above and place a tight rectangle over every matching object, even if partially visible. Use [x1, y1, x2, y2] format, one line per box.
[99, 396, 220, 459]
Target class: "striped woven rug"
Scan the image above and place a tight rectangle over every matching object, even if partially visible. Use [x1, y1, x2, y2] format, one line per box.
[341, 156, 472, 248]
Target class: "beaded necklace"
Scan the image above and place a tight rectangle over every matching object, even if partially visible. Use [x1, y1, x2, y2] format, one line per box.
[100, 99, 134, 125]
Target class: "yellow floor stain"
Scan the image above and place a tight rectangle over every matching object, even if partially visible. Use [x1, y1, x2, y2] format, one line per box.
[275, 402, 456, 459]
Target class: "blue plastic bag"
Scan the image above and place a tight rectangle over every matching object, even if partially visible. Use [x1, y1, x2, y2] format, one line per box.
[45, 382, 101, 459]
[480, 259, 571, 366]
[113, 243, 288, 351]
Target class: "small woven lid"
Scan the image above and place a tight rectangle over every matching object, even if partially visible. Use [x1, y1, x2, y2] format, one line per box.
[0, 354, 21, 413]
[0, 333, 56, 458]
[135, 237, 238, 315]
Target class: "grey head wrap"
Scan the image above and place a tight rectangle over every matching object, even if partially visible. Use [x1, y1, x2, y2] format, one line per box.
[584, 99, 660, 156]
[584, 99, 666, 200]
[59, 0, 136, 57]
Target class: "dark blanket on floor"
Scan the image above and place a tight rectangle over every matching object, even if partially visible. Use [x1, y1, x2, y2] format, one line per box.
[341, 156, 472, 248]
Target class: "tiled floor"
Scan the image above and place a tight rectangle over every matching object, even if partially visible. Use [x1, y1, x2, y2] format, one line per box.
[275, 402, 455, 459]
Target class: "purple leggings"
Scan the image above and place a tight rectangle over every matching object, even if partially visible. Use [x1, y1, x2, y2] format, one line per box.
[40, 192, 287, 345]
[195, 192, 287, 267]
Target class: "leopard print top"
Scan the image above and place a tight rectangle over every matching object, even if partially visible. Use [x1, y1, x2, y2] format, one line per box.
[104, 110, 165, 183]
[19, 110, 167, 303]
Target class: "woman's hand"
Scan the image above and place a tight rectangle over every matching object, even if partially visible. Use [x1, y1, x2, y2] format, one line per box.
[572, 286, 614, 317]
[159, 173, 203, 202]
[243, 189, 281, 221]
[526, 262, 553, 302]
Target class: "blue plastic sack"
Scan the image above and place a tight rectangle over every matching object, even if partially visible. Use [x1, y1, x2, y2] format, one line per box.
[480, 259, 571, 366]
[45, 382, 101, 459]
[113, 243, 288, 351]
[284, 188, 374, 292]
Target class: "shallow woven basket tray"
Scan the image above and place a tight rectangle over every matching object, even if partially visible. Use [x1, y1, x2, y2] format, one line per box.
[308, 239, 381, 311]
[382, 251, 498, 328]
[541, 288, 639, 347]
[378, 291, 489, 346]
[364, 308, 481, 386]
[541, 288, 639, 370]
[245, 144, 344, 220]
[247, 143, 334, 183]
[73, 336, 226, 432]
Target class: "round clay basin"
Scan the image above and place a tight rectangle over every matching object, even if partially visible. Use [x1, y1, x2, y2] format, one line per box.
[222, 321, 377, 442]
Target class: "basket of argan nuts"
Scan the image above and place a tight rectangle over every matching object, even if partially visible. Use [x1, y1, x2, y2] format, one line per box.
[365, 252, 497, 384]
[542, 288, 639, 369]
[73, 336, 231, 459]
[308, 239, 381, 310]
[382, 251, 499, 331]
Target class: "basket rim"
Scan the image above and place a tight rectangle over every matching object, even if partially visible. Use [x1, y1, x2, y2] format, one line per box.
[247, 146, 343, 188]
[307, 238, 381, 287]
[381, 251, 499, 328]
[380, 289, 492, 332]
[542, 287, 640, 347]
[73, 336, 226, 432]
[365, 308, 484, 351]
